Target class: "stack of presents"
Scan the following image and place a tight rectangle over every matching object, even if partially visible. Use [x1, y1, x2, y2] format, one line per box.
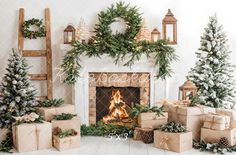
[133, 80, 236, 153]
[133, 100, 236, 153]
[0, 103, 81, 152]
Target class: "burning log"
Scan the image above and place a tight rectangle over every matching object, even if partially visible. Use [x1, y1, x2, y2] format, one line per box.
[102, 90, 130, 124]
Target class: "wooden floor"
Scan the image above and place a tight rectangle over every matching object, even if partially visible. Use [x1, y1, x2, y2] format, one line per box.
[1, 136, 230, 155]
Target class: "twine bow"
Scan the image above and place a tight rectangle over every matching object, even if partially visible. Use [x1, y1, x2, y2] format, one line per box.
[159, 135, 169, 150]
[204, 113, 230, 129]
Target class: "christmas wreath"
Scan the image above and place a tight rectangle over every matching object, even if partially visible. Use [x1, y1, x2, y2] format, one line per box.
[93, 2, 142, 55]
[61, 2, 178, 84]
[22, 18, 46, 39]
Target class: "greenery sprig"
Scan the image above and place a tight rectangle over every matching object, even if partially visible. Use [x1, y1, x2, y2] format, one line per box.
[38, 98, 64, 107]
[22, 18, 46, 39]
[129, 103, 165, 119]
[81, 121, 133, 137]
[61, 2, 178, 84]
[193, 140, 236, 154]
[53, 113, 77, 120]
[0, 131, 13, 153]
[159, 121, 187, 133]
[53, 127, 78, 138]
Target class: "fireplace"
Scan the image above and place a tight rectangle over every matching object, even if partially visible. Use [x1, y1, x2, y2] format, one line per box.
[96, 87, 140, 124]
[88, 72, 150, 124]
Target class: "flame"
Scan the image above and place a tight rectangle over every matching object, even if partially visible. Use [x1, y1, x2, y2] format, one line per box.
[102, 90, 129, 123]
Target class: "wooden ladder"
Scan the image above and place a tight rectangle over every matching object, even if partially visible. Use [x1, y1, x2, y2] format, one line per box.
[18, 8, 53, 100]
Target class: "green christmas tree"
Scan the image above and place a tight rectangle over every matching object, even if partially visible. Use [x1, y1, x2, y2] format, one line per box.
[188, 15, 235, 108]
[0, 49, 37, 128]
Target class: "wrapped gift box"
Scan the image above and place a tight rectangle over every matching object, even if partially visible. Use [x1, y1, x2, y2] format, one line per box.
[133, 127, 142, 140]
[203, 113, 230, 130]
[0, 128, 9, 144]
[138, 112, 168, 129]
[154, 130, 192, 153]
[53, 135, 80, 151]
[216, 108, 236, 128]
[37, 104, 76, 121]
[12, 122, 52, 152]
[163, 101, 215, 140]
[201, 128, 236, 146]
[51, 116, 80, 133]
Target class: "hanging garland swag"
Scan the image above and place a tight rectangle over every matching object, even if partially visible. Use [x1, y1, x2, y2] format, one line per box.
[61, 2, 178, 84]
[22, 18, 46, 39]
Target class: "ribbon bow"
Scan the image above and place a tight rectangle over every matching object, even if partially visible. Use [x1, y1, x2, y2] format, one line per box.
[159, 135, 169, 150]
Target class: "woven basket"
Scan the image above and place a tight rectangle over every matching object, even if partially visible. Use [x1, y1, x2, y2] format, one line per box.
[140, 128, 154, 144]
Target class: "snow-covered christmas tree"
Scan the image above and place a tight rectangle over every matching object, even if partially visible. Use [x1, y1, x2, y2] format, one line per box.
[188, 15, 235, 108]
[0, 49, 37, 128]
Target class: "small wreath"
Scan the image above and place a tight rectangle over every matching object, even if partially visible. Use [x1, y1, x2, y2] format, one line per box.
[93, 2, 142, 54]
[22, 18, 46, 39]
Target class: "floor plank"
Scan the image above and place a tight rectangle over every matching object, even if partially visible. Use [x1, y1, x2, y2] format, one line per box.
[0, 137, 216, 155]
[129, 139, 148, 155]
[147, 143, 165, 155]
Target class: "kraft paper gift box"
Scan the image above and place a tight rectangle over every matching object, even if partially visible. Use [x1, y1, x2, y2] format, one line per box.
[203, 113, 230, 130]
[216, 108, 236, 128]
[138, 112, 168, 129]
[164, 102, 215, 140]
[201, 128, 236, 146]
[53, 135, 80, 151]
[154, 130, 192, 153]
[133, 127, 142, 140]
[0, 128, 9, 144]
[51, 116, 80, 133]
[12, 122, 52, 152]
[37, 104, 76, 121]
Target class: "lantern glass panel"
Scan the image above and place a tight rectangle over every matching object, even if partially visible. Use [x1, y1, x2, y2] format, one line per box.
[186, 91, 193, 100]
[151, 33, 158, 42]
[64, 32, 67, 42]
[179, 90, 183, 100]
[166, 24, 174, 42]
[68, 32, 73, 42]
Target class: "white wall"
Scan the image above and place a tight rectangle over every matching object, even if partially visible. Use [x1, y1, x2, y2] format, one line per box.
[0, 0, 235, 104]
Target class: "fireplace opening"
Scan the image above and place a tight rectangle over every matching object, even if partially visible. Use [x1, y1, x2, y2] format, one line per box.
[96, 87, 140, 124]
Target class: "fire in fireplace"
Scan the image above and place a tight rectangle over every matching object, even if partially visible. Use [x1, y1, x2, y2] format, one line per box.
[96, 87, 140, 124]
[102, 90, 129, 123]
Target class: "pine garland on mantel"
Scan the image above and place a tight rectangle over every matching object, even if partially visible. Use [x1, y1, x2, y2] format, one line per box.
[61, 2, 178, 84]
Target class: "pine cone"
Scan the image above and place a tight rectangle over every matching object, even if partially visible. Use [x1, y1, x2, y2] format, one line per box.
[218, 137, 229, 147]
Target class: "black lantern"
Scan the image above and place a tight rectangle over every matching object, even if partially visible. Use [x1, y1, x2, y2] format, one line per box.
[64, 24, 75, 44]
[162, 9, 177, 44]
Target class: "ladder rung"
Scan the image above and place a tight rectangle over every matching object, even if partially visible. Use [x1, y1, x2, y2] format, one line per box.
[36, 96, 47, 101]
[29, 74, 47, 80]
[22, 50, 47, 57]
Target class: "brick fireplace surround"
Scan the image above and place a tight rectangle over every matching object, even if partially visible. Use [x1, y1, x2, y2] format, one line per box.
[72, 54, 161, 125]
